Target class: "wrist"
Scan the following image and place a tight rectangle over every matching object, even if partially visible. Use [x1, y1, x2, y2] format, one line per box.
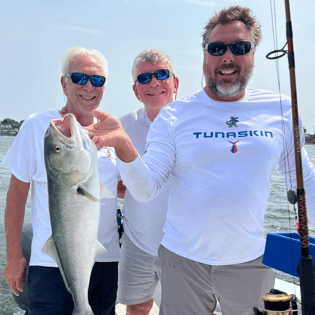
[115, 134, 138, 162]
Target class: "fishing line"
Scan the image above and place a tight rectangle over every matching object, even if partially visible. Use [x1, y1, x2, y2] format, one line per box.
[269, 0, 299, 290]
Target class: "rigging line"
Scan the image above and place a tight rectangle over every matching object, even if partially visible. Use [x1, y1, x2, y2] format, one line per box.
[271, 0, 298, 290]
[269, 0, 298, 289]
[270, 0, 294, 191]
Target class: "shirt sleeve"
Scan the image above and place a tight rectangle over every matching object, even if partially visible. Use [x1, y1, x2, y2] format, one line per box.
[117, 109, 176, 202]
[1, 123, 37, 183]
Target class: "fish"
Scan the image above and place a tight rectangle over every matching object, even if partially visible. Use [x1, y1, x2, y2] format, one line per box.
[42, 113, 114, 315]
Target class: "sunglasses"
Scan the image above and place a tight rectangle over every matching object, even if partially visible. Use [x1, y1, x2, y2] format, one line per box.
[64, 72, 106, 87]
[204, 41, 255, 56]
[136, 69, 174, 84]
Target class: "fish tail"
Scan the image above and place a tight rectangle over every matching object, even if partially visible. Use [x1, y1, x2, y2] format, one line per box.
[72, 305, 94, 315]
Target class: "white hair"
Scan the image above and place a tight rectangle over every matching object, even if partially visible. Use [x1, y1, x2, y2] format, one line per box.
[61, 47, 109, 79]
[132, 48, 176, 82]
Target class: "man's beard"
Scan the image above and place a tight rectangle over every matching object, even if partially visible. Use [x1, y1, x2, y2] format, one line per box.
[204, 63, 254, 99]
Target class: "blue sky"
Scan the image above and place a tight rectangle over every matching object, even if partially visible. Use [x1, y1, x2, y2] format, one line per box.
[1, 0, 314, 133]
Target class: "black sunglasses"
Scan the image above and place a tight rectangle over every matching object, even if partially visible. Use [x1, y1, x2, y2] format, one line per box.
[136, 69, 174, 84]
[204, 41, 255, 56]
[64, 72, 106, 87]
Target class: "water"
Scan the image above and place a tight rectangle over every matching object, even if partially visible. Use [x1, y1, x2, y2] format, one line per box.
[0, 136, 315, 314]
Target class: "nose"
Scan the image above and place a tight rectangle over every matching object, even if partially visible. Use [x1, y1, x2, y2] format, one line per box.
[149, 76, 160, 87]
[222, 48, 235, 64]
[83, 79, 94, 91]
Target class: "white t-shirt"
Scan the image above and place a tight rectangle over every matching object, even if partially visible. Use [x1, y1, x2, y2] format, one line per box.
[117, 88, 315, 266]
[1, 110, 120, 267]
[120, 108, 173, 256]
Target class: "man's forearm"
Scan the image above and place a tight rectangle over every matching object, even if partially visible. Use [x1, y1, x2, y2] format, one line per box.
[5, 176, 29, 261]
[115, 135, 138, 163]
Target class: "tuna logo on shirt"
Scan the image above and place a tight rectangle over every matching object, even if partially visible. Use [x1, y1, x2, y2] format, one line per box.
[229, 140, 239, 153]
[226, 116, 239, 128]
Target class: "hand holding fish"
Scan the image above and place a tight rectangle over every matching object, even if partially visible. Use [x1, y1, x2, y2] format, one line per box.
[87, 110, 138, 163]
[3, 257, 26, 296]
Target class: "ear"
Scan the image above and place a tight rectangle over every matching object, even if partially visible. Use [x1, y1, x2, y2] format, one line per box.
[173, 76, 179, 93]
[132, 84, 142, 102]
[61, 76, 68, 96]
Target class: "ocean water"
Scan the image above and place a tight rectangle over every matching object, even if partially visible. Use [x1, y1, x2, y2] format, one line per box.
[0, 135, 315, 315]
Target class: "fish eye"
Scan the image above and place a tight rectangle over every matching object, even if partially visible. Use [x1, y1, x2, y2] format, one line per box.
[55, 145, 61, 153]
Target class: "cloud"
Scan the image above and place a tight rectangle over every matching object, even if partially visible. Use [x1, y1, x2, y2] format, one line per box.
[51, 25, 107, 37]
[184, 0, 224, 7]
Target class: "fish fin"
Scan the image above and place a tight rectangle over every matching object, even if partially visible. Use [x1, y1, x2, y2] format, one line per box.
[72, 305, 94, 315]
[95, 241, 106, 262]
[100, 184, 115, 199]
[42, 237, 71, 293]
[77, 186, 100, 202]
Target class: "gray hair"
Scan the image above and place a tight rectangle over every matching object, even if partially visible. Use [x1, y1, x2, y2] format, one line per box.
[132, 49, 176, 82]
[202, 5, 262, 49]
[61, 47, 109, 79]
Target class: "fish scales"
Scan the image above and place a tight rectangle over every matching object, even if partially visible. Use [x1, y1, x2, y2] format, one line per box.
[42, 113, 111, 315]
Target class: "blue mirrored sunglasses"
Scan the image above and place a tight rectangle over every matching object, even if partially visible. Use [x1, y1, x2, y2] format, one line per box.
[204, 41, 255, 56]
[136, 69, 174, 84]
[65, 72, 106, 87]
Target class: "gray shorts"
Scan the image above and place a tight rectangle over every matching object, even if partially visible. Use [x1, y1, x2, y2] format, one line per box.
[118, 233, 161, 305]
[159, 245, 275, 315]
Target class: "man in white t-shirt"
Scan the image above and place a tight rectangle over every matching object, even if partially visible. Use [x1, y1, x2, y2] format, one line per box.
[1, 47, 120, 315]
[118, 49, 179, 315]
[87, 6, 315, 315]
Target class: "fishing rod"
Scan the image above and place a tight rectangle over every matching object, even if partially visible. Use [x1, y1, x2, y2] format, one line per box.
[283, 1, 315, 313]
[267, 1, 315, 313]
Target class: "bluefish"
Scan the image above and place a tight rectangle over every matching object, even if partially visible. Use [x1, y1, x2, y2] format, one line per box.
[43, 113, 113, 315]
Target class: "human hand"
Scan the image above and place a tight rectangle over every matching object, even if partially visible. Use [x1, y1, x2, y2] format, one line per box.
[117, 180, 126, 199]
[3, 257, 27, 296]
[86, 110, 125, 150]
[87, 110, 138, 162]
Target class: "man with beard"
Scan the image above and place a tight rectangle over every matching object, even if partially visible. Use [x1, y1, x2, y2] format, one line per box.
[87, 6, 315, 315]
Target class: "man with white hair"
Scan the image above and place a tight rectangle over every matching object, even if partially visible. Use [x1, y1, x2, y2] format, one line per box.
[117, 48, 179, 315]
[2, 47, 120, 315]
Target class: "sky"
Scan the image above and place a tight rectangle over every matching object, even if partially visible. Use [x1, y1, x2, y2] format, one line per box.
[1, 0, 314, 133]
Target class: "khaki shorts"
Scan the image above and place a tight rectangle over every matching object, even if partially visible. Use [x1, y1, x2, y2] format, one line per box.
[118, 233, 161, 305]
[158, 245, 275, 315]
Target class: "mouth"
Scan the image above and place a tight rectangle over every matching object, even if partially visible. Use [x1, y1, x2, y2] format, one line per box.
[49, 114, 78, 147]
[218, 69, 238, 76]
[147, 91, 165, 96]
[80, 95, 97, 101]
[216, 64, 240, 77]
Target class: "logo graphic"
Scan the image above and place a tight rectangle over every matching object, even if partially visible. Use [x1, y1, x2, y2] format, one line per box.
[229, 140, 239, 153]
[226, 116, 239, 128]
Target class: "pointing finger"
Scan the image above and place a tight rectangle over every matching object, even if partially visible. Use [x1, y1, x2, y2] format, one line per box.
[92, 109, 109, 121]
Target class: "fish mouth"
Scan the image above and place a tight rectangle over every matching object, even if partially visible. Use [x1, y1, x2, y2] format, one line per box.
[49, 114, 81, 149]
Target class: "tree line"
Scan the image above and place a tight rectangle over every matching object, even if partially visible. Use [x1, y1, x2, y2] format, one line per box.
[1, 118, 24, 126]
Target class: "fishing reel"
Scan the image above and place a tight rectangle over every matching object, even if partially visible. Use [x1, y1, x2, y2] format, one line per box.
[253, 289, 299, 315]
